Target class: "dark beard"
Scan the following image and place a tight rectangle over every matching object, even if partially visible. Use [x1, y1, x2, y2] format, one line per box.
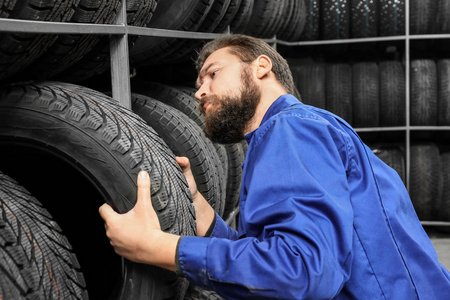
[201, 72, 261, 144]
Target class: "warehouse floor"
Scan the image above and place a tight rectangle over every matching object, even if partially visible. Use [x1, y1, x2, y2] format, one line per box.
[426, 228, 450, 270]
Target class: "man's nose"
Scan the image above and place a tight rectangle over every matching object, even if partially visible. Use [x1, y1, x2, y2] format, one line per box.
[195, 85, 207, 100]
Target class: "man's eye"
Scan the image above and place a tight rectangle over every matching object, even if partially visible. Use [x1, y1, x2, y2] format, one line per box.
[211, 70, 218, 77]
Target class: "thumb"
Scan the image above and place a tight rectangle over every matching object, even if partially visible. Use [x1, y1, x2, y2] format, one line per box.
[135, 170, 153, 210]
[99, 202, 118, 221]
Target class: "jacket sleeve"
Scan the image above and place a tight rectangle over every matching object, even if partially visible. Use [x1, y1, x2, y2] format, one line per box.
[178, 115, 355, 299]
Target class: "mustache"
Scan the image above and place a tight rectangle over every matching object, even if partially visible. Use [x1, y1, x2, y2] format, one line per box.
[199, 94, 219, 114]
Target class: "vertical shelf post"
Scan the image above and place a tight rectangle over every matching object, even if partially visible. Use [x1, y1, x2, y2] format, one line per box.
[405, 0, 411, 191]
[110, 1, 131, 109]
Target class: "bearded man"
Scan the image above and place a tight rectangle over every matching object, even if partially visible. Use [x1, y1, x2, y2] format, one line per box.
[100, 34, 450, 299]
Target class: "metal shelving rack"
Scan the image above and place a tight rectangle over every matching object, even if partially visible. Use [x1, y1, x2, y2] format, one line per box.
[0, 1, 448, 227]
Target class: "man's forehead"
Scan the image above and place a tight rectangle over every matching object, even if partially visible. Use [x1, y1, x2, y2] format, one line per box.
[200, 47, 238, 71]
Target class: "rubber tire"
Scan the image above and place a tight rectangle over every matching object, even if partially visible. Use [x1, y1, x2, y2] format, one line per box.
[379, 61, 406, 127]
[438, 59, 450, 125]
[437, 0, 450, 34]
[12, 0, 122, 81]
[131, 93, 226, 217]
[0, 0, 79, 80]
[326, 63, 353, 125]
[439, 152, 450, 223]
[350, 0, 378, 38]
[59, 0, 158, 83]
[410, 59, 438, 126]
[410, 0, 437, 35]
[129, 0, 215, 67]
[299, 0, 320, 41]
[371, 145, 406, 184]
[321, 0, 350, 40]
[0, 81, 195, 300]
[291, 63, 326, 109]
[410, 143, 442, 221]
[379, 0, 405, 36]
[0, 171, 88, 299]
[132, 81, 244, 220]
[277, 0, 307, 42]
[243, 0, 285, 38]
[230, 0, 254, 33]
[352, 62, 379, 128]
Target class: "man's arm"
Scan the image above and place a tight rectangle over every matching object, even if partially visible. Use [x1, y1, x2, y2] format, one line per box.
[99, 171, 180, 271]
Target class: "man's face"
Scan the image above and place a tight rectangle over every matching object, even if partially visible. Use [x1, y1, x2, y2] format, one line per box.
[195, 48, 261, 144]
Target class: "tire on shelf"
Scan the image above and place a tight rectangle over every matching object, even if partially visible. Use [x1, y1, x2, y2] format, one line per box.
[379, 60, 406, 127]
[410, 59, 438, 126]
[0, 81, 195, 300]
[131, 92, 226, 217]
[58, 0, 158, 83]
[299, 0, 320, 41]
[276, 0, 307, 42]
[350, 0, 378, 38]
[379, 0, 405, 36]
[0, 0, 79, 80]
[291, 63, 326, 109]
[439, 152, 450, 225]
[0, 171, 88, 299]
[129, 0, 214, 67]
[371, 145, 406, 184]
[230, 0, 254, 33]
[352, 62, 379, 128]
[437, 0, 450, 34]
[410, 0, 437, 35]
[437, 59, 450, 125]
[243, 0, 285, 38]
[321, 0, 350, 40]
[410, 143, 443, 221]
[11, 0, 123, 81]
[325, 63, 353, 125]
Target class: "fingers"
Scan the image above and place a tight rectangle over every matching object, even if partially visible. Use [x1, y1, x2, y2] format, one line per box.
[136, 170, 151, 208]
[99, 203, 116, 221]
[175, 156, 190, 169]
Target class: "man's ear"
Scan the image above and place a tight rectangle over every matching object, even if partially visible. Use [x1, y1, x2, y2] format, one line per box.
[255, 55, 272, 79]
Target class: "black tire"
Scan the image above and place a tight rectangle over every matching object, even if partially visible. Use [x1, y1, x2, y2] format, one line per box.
[230, 0, 254, 33]
[352, 62, 379, 128]
[243, 0, 285, 38]
[132, 81, 244, 220]
[277, 0, 307, 42]
[350, 0, 378, 38]
[12, 0, 122, 81]
[437, 0, 450, 34]
[410, 143, 442, 221]
[291, 63, 326, 109]
[438, 59, 450, 125]
[58, 0, 158, 82]
[129, 0, 214, 67]
[439, 152, 450, 222]
[410, 0, 437, 35]
[371, 145, 406, 184]
[325, 63, 352, 125]
[0, 0, 79, 80]
[0, 171, 88, 299]
[410, 59, 438, 126]
[0, 81, 195, 300]
[131, 93, 226, 217]
[379, 0, 405, 36]
[321, 0, 350, 40]
[300, 0, 320, 41]
[379, 61, 406, 127]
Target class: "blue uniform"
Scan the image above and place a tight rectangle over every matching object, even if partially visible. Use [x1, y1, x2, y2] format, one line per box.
[177, 94, 450, 299]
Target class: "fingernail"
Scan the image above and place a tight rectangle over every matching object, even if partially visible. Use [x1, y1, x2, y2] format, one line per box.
[139, 171, 149, 179]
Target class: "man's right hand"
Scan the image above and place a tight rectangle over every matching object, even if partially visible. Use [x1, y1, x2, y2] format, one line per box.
[176, 156, 215, 237]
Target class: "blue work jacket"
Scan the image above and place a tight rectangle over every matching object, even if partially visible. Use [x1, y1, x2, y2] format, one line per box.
[177, 94, 450, 299]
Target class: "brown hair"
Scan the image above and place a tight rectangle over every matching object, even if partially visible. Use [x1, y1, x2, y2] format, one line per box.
[195, 34, 295, 94]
